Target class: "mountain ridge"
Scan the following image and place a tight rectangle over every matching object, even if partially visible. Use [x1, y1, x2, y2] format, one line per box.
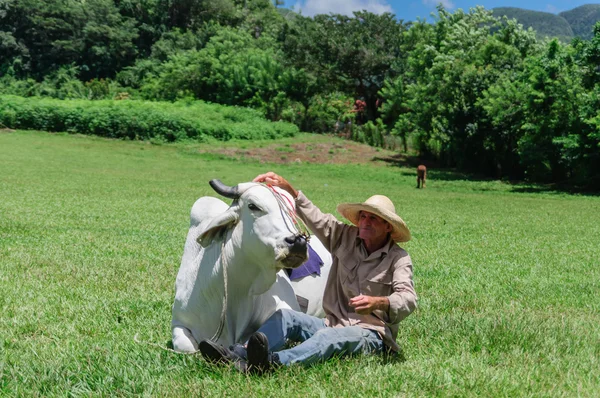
[492, 4, 600, 41]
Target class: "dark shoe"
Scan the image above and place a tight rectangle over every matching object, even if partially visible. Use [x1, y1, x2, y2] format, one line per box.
[199, 340, 245, 365]
[247, 332, 281, 375]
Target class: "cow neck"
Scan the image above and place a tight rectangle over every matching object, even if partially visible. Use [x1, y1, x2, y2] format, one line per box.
[204, 229, 279, 344]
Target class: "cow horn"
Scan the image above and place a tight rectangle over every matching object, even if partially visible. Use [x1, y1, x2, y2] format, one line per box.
[209, 179, 241, 199]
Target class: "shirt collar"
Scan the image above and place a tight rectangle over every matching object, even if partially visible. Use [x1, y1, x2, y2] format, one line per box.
[355, 235, 394, 259]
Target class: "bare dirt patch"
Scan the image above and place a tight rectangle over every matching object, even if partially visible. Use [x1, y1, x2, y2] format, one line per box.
[199, 137, 415, 167]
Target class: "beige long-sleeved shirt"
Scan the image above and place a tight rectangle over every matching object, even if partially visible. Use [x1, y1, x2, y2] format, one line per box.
[295, 192, 417, 352]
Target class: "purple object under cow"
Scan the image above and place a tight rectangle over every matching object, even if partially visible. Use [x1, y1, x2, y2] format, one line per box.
[286, 244, 323, 281]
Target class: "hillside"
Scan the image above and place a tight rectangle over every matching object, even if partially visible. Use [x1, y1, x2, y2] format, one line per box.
[560, 4, 600, 40]
[492, 7, 574, 42]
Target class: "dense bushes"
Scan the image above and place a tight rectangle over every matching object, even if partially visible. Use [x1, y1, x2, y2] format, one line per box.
[0, 66, 126, 100]
[0, 1, 404, 144]
[135, 28, 307, 121]
[0, 95, 298, 141]
[302, 93, 356, 134]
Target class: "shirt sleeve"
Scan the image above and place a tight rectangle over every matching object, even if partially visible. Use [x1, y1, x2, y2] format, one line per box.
[387, 254, 417, 324]
[295, 191, 349, 253]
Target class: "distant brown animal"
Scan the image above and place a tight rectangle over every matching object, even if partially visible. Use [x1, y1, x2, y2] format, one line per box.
[417, 165, 426, 189]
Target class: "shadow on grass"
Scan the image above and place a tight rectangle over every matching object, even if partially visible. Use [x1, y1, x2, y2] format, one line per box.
[372, 153, 495, 183]
[510, 182, 600, 196]
[381, 349, 406, 365]
[372, 153, 600, 196]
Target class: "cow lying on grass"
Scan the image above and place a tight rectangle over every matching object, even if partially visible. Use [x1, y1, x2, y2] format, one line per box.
[171, 179, 331, 353]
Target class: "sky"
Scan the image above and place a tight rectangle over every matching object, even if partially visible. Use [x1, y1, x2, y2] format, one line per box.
[280, 1, 599, 22]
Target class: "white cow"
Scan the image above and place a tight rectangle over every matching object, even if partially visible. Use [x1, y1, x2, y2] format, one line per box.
[171, 180, 331, 353]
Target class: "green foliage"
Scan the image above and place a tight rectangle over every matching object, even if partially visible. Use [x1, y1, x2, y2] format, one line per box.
[381, 5, 600, 186]
[352, 119, 386, 148]
[576, 22, 600, 89]
[481, 38, 598, 185]
[280, 11, 408, 119]
[384, 7, 540, 175]
[0, 66, 127, 100]
[560, 4, 600, 40]
[492, 7, 574, 43]
[303, 92, 355, 134]
[136, 26, 315, 122]
[148, 28, 208, 61]
[516, 41, 585, 182]
[0, 0, 139, 80]
[0, 95, 298, 141]
[114, 0, 169, 56]
[0, 0, 283, 80]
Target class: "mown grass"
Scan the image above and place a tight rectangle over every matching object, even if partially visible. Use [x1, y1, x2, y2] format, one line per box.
[1, 130, 599, 397]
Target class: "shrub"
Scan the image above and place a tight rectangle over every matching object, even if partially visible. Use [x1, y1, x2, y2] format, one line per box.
[352, 119, 387, 148]
[0, 95, 299, 142]
[304, 93, 355, 133]
[0, 66, 131, 100]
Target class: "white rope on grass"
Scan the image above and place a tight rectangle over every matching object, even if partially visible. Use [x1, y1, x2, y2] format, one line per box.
[133, 333, 198, 355]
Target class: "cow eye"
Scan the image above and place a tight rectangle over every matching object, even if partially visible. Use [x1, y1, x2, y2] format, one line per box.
[248, 203, 261, 211]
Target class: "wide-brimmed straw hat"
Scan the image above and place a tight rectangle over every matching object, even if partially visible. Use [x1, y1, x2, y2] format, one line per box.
[337, 195, 411, 242]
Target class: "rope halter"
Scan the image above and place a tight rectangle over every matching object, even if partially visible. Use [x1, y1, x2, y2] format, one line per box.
[264, 183, 311, 242]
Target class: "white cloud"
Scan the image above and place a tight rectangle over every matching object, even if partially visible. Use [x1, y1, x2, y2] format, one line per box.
[545, 4, 559, 14]
[291, 0, 393, 17]
[422, 0, 455, 10]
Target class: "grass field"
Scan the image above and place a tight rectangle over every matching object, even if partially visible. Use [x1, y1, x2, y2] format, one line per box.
[1, 130, 599, 397]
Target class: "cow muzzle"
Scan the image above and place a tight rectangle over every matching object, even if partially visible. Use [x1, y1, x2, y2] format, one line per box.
[280, 234, 308, 268]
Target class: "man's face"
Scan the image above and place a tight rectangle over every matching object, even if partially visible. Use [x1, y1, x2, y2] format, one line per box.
[357, 211, 392, 243]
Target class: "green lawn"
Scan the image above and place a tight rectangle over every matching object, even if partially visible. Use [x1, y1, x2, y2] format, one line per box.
[1, 131, 599, 397]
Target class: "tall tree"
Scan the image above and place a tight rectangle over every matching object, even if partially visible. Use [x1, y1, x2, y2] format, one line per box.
[281, 11, 408, 121]
[381, 6, 540, 177]
[0, 0, 138, 79]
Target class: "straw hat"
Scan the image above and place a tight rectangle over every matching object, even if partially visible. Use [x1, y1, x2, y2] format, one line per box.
[337, 195, 411, 243]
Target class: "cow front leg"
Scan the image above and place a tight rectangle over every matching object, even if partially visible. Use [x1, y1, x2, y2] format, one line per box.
[172, 326, 198, 353]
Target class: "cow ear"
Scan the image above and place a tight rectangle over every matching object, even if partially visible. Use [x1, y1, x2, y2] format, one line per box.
[196, 210, 239, 247]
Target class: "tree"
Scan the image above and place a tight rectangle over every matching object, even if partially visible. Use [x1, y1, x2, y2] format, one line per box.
[140, 27, 310, 120]
[517, 40, 585, 182]
[0, 0, 138, 79]
[280, 11, 408, 122]
[381, 6, 540, 178]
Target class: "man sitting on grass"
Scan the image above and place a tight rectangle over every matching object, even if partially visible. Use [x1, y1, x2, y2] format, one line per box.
[199, 172, 417, 374]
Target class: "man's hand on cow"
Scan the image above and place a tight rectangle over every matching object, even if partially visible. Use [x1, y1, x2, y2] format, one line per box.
[349, 294, 389, 315]
[253, 172, 298, 198]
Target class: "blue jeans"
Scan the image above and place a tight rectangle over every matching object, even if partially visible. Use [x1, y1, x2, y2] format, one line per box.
[256, 309, 385, 367]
